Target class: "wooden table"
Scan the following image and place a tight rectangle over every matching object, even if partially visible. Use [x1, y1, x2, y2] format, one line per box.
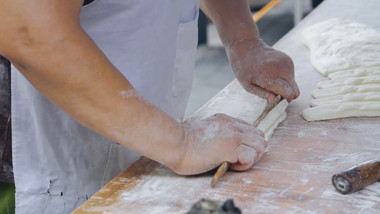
[74, 0, 380, 213]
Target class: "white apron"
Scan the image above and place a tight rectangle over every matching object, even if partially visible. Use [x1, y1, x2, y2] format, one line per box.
[11, 0, 199, 213]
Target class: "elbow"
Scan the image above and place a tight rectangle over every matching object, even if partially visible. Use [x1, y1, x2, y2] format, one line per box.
[0, 10, 80, 71]
[0, 24, 34, 69]
[0, 16, 50, 70]
[0, 0, 83, 73]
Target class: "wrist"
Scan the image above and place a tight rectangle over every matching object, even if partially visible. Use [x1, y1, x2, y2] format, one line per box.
[222, 29, 260, 50]
[201, 0, 261, 50]
[227, 37, 264, 52]
[160, 121, 188, 172]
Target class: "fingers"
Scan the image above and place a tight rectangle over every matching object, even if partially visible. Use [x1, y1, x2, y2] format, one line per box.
[257, 77, 299, 102]
[185, 114, 268, 174]
[238, 130, 267, 155]
[230, 145, 256, 171]
[233, 122, 264, 137]
[242, 83, 273, 101]
[271, 77, 299, 102]
[242, 80, 298, 104]
[237, 49, 300, 102]
[212, 113, 251, 127]
[229, 144, 265, 171]
[229, 118, 267, 152]
[266, 92, 277, 104]
[227, 126, 267, 171]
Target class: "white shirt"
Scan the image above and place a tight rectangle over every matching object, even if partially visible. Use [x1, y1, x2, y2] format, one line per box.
[11, 0, 199, 213]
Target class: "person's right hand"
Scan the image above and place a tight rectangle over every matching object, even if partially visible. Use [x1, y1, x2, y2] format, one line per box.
[172, 114, 268, 175]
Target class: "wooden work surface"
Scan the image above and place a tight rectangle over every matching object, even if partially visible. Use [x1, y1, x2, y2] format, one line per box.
[74, 0, 380, 213]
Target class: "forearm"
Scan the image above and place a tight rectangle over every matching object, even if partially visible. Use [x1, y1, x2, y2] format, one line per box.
[0, 1, 183, 169]
[200, 0, 260, 48]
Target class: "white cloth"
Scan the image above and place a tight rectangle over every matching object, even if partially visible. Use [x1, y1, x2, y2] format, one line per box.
[11, 0, 199, 213]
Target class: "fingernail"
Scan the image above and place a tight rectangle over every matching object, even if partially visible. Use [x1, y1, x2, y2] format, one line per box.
[266, 93, 276, 104]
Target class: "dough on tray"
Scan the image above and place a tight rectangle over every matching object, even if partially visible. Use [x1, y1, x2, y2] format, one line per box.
[312, 84, 380, 99]
[302, 102, 380, 121]
[302, 18, 380, 76]
[317, 75, 380, 89]
[310, 92, 380, 107]
[327, 66, 380, 80]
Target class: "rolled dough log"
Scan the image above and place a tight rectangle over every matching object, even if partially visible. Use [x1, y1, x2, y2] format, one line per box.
[328, 66, 380, 80]
[302, 102, 380, 121]
[317, 75, 380, 89]
[262, 112, 286, 140]
[257, 99, 288, 140]
[302, 18, 380, 76]
[312, 84, 380, 98]
[310, 92, 380, 107]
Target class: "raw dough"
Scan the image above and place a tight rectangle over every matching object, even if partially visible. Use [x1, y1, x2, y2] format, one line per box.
[190, 80, 267, 124]
[302, 19, 380, 121]
[302, 18, 380, 76]
[257, 99, 288, 140]
[262, 112, 286, 140]
[302, 102, 380, 121]
[312, 84, 380, 98]
[317, 75, 380, 89]
[310, 92, 380, 107]
[327, 66, 380, 79]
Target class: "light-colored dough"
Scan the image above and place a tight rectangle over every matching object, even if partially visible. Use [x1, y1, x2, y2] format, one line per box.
[317, 75, 380, 89]
[189, 80, 288, 140]
[302, 18, 380, 76]
[257, 99, 288, 140]
[310, 92, 380, 107]
[262, 112, 286, 140]
[312, 84, 380, 99]
[302, 102, 380, 121]
[327, 66, 380, 79]
[302, 19, 380, 121]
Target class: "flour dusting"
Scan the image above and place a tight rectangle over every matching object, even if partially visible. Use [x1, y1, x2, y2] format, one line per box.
[297, 130, 305, 138]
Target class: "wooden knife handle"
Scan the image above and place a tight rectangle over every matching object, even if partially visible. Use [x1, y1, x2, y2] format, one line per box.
[332, 160, 380, 194]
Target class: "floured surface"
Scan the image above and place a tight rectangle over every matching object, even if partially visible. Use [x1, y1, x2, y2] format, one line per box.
[73, 116, 380, 214]
[302, 18, 380, 76]
[74, 1, 380, 213]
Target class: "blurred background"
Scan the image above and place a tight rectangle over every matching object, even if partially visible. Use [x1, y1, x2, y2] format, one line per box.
[184, 0, 322, 118]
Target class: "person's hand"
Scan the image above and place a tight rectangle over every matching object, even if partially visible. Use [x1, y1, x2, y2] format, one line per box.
[227, 38, 300, 102]
[172, 114, 268, 175]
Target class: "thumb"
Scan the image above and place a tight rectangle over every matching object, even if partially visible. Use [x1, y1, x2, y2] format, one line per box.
[243, 84, 277, 104]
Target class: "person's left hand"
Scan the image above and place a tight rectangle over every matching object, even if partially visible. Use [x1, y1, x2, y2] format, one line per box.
[227, 38, 300, 103]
